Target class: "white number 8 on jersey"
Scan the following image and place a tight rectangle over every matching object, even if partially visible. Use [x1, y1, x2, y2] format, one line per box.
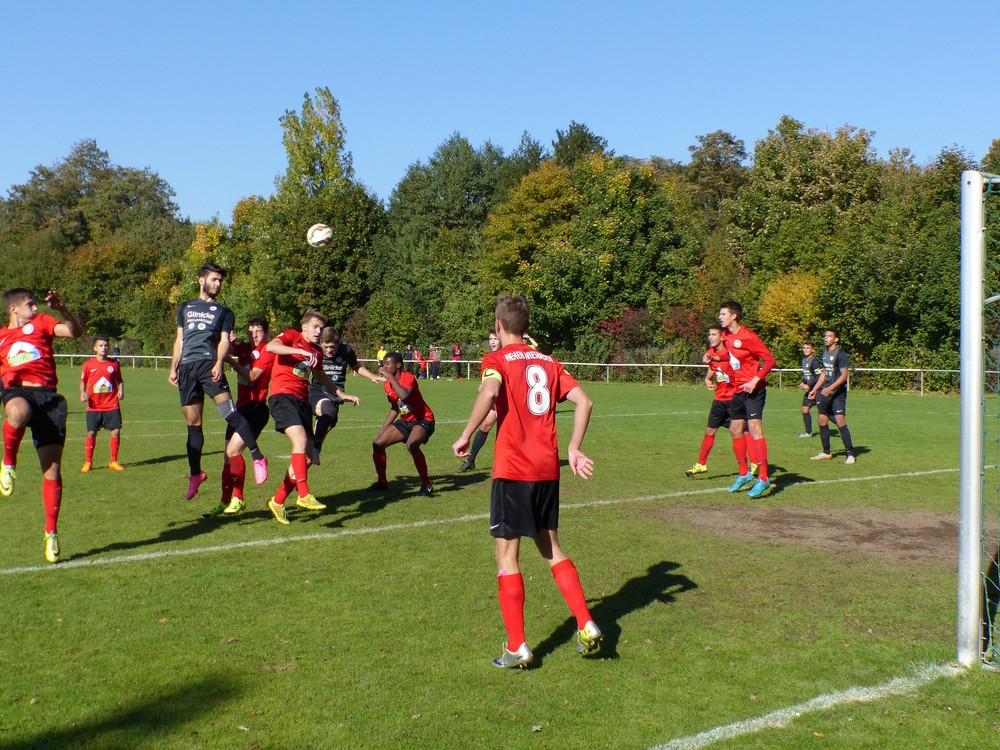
[526, 364, 551, 415]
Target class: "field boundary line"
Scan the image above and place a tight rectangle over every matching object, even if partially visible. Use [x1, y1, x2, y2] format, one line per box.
[0, 466, 957, 576]
[647, 662, 963, 750]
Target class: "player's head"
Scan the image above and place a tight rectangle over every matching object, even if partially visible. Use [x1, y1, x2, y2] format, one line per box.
[719, 300, 742, 319]
[718, 300, 742, 330]
[93, 333, 111, 357]
[824, 328, 840, 347]
[708, 324, 724, 347]
[2, 288, 38, 324]
[383, 350, 403, 372]
[198, 263, 226, 299]
[495, 295, 530, 337]
[488, 328, 500, 352]
[246, 315, 269, 347]
[300, 309, 327, 343]
[802, 341, 814, 355]
[320, 326, 340, 356]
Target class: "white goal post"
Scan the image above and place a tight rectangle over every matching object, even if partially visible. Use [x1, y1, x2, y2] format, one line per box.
[958, 170, 1000, 666]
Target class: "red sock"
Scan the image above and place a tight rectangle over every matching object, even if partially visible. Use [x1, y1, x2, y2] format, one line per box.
[751, 436, 769, 481]
[551, 559, 592, 629]
[697, 434, 715, 465]
[109, 436, 120, 463]
[220, 461, 234, 503]
[373, 450, 387, 484]
[85, 435, 96, 464]
[42, 478, 61, 534]
[498, 573, 526, 651]
[274, 474, 296, 505]
[291, 453, 310, 496]
[3, 422, 24, 468]
[230, 454, 246, 500]
[411, 450, 430, 485]
[732, 435, 748, 475]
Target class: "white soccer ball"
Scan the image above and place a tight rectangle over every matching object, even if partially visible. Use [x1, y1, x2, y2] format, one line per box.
[306, 223, 333, 248]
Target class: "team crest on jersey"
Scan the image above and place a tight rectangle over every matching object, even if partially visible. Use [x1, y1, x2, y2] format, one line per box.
[732, 339, 742, 348]
[93, 376, 113, 394]
[106, 365, 115, 374]
[6, 341, 41, 367]
[22, 323, 35, 335]
[252, 351, 260, 360]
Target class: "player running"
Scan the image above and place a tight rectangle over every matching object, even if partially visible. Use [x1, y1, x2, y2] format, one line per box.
[453, 294, 601, 669]
[79, 333, 125, 472]
[0, 288, 83, 562]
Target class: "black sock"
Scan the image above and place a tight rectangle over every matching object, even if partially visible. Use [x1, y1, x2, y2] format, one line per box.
[187, 425, 204, 475]
[803, 413, 812, 434]
[819, 424, 831, 454]
[224, 411, 262, 460]
[840, 425, 854, 454]
[315, 415, 334, 451]
[468, 429, 489, 461]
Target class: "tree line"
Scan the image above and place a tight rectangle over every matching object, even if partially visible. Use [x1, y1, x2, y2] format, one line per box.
[2, 86, 997, 379]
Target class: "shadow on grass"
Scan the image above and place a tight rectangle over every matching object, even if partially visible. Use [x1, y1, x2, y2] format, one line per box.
[125, 449, 222, 468]
[70, 515, 220, 560]
[531, 560, 697, 665]
[0, 674, 239, 750]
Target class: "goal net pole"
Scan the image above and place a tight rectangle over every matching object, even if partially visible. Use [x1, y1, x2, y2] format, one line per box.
[959, 170, 989, 666]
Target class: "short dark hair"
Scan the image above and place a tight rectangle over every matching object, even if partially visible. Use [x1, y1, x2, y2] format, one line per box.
[320, 326, 340, 345]
[94, 333, 110, 344]
[384, 351, 403, 366]
[496, 295, 530, 336]
[802, 340, 814, 348]
[301, 309, 327, 327]
[709, 324, 724, 334]
[719, 300, 743, 320]
[825, 327, 840, 340]
[199, 262, 226, 279]
[246, 315, 269, 332]
[2, 288, 33, 310]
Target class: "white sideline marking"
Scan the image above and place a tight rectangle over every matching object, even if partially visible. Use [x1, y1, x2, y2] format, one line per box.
[0, 466, 956, 576]
[647, 663, 963, 750]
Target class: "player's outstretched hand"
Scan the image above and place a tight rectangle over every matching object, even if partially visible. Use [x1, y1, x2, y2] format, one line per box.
[568, 449, 593, 479]
[346, 395, 361, 406]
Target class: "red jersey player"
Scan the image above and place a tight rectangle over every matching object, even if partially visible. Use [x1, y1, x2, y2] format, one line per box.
[264, 310, 359, 524]
[367, 350, 436, 495]
[204, 316, 276, 517]
[0, 288, 83, 563]
[686, 324, 756, 479]
[79, 333, 125, 472]
[453, 294, 601, 669]
[718, 300, 776, 498]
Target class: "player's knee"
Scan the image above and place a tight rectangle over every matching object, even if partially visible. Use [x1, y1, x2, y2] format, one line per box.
[217, 398, 238, 422]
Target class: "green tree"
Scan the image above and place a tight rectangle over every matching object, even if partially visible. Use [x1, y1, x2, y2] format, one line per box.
[552, 121, 610, 169]
[276, 87, 353, 201]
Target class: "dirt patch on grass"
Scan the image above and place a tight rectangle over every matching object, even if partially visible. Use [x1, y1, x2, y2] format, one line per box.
[659, 504, 958, 564]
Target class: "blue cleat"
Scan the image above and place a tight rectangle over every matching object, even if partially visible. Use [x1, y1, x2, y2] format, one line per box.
[728, 473, 755, 493]
[747, 479, 773, 498]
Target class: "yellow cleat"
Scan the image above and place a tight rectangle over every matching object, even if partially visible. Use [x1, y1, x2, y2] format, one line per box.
[44, 531, 60, 563]
[295, 494, 326, 511]
[684, 463, 707, 477]
[108, 461, 124, 471]
[268, 498, 290, 525]
[0, 463, 16, 496]
[80, 462, 92, 473]
[223, 497, 246, 515]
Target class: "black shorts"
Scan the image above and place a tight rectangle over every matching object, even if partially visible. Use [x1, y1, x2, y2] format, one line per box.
[728, 388, 767, 422]
[801, 393, 817, 408]
[178, 360, 231, 406]
[86, 409, 122, 432]
[225, 401, 270, 442]
[392, 418, 435, 444]
[816, 389, 848, 417]
[490, 478, 560, 538]
[269, 394, 314, 437]
[308, 383, 343, 410]
[2, 387, 67, 448]
[706, 399, 732, 430]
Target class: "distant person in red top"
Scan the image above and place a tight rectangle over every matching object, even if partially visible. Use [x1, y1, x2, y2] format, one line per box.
[0, 288, 83, 563]
[204, 316, 276, 518]
[717, 300, 776, 499]
[452, 295, 601, 669]
[452, 341, 463, 379]
[685, 325, 755, 479]
[79, 333, 125, 473]
[456, 328, 501, 474]
[367, 351, 435, 496]
[264, 310, 359, 524]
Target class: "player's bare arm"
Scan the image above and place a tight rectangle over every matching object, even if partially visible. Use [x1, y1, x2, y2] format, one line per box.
[355, 364, 386, 384]
[168, 326, 184, 386]
[379, 366, 411, 400]
[453, 377, 500, 456]
[46, 291, 83, 339]
[266, 339, 318, 368]
[563, 385, 594, 479]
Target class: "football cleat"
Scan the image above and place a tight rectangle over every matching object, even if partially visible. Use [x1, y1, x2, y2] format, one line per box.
[80, 462, 92, 473]
[456, 459, 475, 473]
[186, 471, 208, 500]
[0, 464, 16, 496]
[203, 502, 226, 518]
[492, 642, 533, 669]
[44, 531, 60, 563]
[418, 484, 434, 497]
[844, 455, 856, 465]
[364, 481, 388, 493]
[796, 432, 813, 438]
[576, 621, 603, 655]
[223, 497, 246, 515]
[728, 473, 755, 493]
[747, 479, 773, 498]
[107, 461, 124, 471]
[268, 498, 289, 525]
[252, 456, 268, 485]
[684, 463, 707, 477]
[811, 452, 833, 461]
[295, 494, 326, 511]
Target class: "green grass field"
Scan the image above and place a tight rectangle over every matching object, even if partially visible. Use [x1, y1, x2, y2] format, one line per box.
[0, 368, 995, 749]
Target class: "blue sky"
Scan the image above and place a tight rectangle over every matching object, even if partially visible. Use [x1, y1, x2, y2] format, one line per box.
[1, 1, 996, 223]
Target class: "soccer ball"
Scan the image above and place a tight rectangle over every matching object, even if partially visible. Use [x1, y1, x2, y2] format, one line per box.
[306, 223, 333, 247]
